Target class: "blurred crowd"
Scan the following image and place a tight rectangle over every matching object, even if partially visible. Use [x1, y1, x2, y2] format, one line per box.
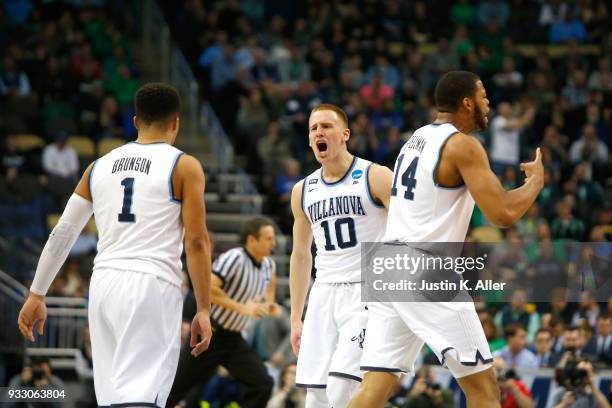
[161, 0, 611, 236]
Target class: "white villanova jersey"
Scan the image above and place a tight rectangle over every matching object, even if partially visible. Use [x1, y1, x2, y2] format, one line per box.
[89, 142, 185, 287]
[385, 123, 475, 243]
[302, 157, 387, 283]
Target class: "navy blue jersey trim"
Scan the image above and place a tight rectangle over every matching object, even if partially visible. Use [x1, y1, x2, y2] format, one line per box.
[360, 366, 405, 373]
[365, 163, 385, 208]
[88, 160, 98, 199]
[296, 383, 327, 389]
[432, 131, 465, 189]
[329, 371, 362, 382]
[320, 156, 357, 185]
[168, 152, 184, 203]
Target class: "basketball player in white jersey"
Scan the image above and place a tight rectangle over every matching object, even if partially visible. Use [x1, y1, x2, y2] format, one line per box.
[349, 71, 544, 408]
[17, 83, 213, 407]
[290, 104, 393, 408]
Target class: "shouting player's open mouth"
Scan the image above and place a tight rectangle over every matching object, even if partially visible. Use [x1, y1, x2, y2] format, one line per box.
[316, 141, 328, 153]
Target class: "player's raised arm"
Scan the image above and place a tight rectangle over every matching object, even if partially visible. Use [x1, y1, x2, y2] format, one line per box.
[447, 134, 544, 227]
[289, 180, 313, 356]
[367, 163, 394, 208]
[175, 154, 213, 355]
[18, 163, 95, 341]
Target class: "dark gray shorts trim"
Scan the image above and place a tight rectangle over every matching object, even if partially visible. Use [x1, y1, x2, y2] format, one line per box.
[296, 383, 327, 389]
[329, 371, 362, 382]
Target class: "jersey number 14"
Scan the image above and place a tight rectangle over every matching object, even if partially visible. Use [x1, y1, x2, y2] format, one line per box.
[391, 154, 419, 200]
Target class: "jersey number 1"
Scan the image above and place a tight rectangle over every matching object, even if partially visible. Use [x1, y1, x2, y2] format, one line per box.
[391, 154, 419, 200]
[118, 177, 136, 222]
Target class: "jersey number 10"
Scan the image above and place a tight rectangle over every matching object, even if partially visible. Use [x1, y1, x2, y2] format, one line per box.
[321, 217, 357, 251]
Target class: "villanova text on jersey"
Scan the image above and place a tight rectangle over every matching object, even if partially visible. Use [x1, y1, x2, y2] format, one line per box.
[307, 195, 367, 224]
[111, 157, 152, 174]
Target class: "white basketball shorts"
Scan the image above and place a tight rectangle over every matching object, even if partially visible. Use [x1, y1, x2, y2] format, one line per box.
[296, 282, 367, 388]
[88, 268, 183, 407]
[361, 301, 493, 378]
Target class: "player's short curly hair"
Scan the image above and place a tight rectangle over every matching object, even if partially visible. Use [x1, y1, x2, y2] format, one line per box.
[434, 71, 480, 113]
[134, 82, 181, 125]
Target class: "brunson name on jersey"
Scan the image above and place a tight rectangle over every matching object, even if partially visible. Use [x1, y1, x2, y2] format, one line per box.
[111, 157, 152, 175]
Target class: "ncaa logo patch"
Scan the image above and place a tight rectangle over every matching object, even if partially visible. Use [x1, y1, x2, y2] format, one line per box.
[351, 169, 363, 180]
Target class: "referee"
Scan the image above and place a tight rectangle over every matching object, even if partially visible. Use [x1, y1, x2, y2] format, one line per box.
[167, 217, 281, 408]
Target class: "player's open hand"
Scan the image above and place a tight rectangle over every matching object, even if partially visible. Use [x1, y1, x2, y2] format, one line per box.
[190, 310, 212, 357]
[18, 293, 47, 342]
[519, 147, 544, 189]
[290, 320, 303, 357]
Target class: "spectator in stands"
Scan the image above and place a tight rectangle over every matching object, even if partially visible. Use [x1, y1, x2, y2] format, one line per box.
[495, 289, 541, 342]
[527, 238, 566, 298]
[492, 57, 524, 104]
[572, 291, 601, 329]
[266, 363, 304, 408]
[569, 124, 609, 165]
[531, 328, 556, 368]
[106, 64, 142, 107]
[549, 12, 587, 43]
[96, 95, 124, 140]
[1, 134, 37, 176]
[0, 55, 31, 98]
[550, 326, 595, 367]
[550, 198, 586, 241]
[497, 368, 535, 408]
[479, 0, 510, 27]
[538, 168, 562, 218]
[550, 360, 610, 408]
[257, 121, 290, 181]
[481, 313, 506, 352]
[563, 69, 590, 111]
[360, 72, 394, 112]
[210, 44, 238, 93]
[588, 58, 612, 93]
[541, 126, 570, 166]
[275, 158, 302, 206]
[42, 132, 79, 180]
[517, 203, 545, 244]
[489, 101, 537, 176]
[404, 366, 454, 408]
[237, 88, 270, 149]
[494, 324, 539, 369]
[365, 54, 400, 90]
[583, 313, 612, 367]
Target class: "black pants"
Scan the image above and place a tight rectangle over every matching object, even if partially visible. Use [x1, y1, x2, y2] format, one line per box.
[166, 328, 273, 408]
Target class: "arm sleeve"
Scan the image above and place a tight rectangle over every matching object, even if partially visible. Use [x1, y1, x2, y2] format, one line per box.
[30, 194, 93, 296]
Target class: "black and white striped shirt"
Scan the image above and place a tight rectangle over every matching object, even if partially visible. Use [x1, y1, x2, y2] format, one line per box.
[211, 247, 275, 332]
